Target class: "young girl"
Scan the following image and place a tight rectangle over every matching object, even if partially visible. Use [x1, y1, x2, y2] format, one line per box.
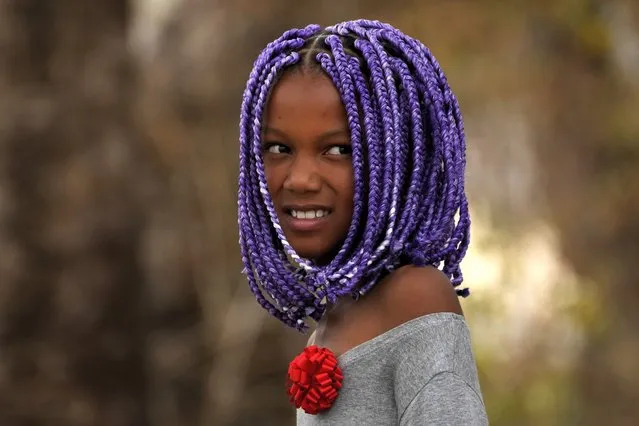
[238, 19, 488, 425]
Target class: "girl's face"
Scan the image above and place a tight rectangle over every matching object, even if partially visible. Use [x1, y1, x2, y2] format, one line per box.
[262, 70, 354, 264]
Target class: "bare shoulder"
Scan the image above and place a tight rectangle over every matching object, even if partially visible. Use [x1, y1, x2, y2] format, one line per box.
[307, 265, 464, 357]
[377, 265, 464, 328]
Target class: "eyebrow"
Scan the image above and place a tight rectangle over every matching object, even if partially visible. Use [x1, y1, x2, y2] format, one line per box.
[263, 127, 350, 142]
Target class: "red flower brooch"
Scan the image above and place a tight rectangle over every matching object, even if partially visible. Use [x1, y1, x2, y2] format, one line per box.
[286, 345, 344, 414]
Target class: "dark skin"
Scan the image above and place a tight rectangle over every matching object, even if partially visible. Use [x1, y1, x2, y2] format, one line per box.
[263, 69, 463, 357]
[262, 69, 354, 264]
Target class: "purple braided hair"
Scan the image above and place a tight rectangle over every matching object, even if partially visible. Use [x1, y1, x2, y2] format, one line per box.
[238, 20, 471, 331]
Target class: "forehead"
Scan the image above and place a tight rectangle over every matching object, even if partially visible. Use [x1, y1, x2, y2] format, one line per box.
[264, 71, 347, 131]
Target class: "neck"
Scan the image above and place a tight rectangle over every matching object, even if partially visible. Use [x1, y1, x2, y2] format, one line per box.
[315, 294, 358, 336]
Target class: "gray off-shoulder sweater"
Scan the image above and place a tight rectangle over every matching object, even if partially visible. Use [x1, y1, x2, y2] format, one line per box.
[296, 312, 488, 425]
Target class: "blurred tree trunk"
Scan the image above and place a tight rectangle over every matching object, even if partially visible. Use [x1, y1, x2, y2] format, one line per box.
[530, 1, 639, 424]
[0, 0, 205, 425]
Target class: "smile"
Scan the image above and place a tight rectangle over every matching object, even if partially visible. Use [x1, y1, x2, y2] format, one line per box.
[284, 208, 332, 232]
[289, 209, 330, 219]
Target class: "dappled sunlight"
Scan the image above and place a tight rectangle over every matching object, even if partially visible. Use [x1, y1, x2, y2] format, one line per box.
[463, 213, 590, 421]
[466, 213, 586, 361]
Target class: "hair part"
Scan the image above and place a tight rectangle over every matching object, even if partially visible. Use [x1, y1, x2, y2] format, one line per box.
[281, 31, 365, 81]
[238, 20, 471, 331]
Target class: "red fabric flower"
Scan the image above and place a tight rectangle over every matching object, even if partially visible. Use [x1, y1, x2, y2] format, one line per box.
[286, 345, 344, 415]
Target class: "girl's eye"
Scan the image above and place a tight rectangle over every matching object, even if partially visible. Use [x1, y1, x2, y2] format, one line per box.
[325, 145, 352, 156]
[264, 143, 289, 154]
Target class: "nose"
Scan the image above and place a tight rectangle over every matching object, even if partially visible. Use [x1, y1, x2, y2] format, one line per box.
[283, 155, 321, 194]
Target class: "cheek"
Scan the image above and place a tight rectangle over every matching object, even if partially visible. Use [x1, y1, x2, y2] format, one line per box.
[335, 167, 355, 209]
[263, 163, 280, 194]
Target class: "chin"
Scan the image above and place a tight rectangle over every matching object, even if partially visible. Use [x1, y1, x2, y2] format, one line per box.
[292, 243, 342, 266]
[287, 239, 332, 261]
[292, 247, 326, 261]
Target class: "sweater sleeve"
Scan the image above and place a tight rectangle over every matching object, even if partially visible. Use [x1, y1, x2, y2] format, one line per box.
[399, 371, 488, 425]
[390, 314, 488, 425]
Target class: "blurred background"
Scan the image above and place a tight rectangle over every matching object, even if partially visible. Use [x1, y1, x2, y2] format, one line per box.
[0, 0, 638, 425]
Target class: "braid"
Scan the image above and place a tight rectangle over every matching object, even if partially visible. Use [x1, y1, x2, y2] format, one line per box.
[238, 19, 472, 330]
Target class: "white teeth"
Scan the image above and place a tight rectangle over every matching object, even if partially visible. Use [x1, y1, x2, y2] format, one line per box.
[290, 209, 330, 219]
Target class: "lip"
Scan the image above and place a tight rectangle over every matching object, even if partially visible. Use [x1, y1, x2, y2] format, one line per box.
[283, 213, 330, 232]
[282, 204, 332, 212]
